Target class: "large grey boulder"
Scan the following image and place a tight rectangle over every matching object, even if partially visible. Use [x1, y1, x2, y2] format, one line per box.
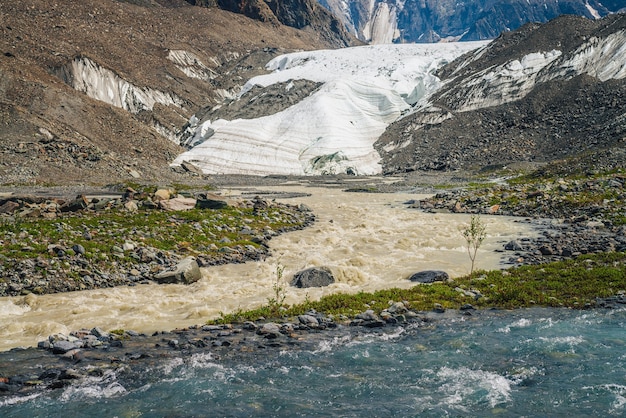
[195, 193, 229, 209]
[154, 257, 201, 284]
[504, 240, 523, 251]
[52, 340, 81, 354]
[291, 267, 335, 288]
[408, 270, 449, 283]
[256, 323, 282, 339]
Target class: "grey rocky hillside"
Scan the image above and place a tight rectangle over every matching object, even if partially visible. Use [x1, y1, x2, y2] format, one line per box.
[376, 14, 626, 175]
[0, 0, 355, 186]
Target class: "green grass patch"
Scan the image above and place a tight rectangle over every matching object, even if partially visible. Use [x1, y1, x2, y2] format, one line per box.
[0, 205, 308, 276]
[211, 252, 626, 324]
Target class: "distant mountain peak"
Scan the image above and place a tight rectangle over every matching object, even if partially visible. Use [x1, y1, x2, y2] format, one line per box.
[318, 0, 625, 44]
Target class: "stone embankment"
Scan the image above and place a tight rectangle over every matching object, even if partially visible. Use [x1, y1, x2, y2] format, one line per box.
[0, 188, 314, 297]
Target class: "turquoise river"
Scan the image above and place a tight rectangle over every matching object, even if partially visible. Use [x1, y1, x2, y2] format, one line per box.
[2, 307, 626, 417]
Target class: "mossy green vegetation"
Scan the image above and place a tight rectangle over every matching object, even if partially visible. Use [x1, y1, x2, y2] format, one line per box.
[445, 168, 626, 225]
[0, 204, 307, 276]
[211, 252, 626, 324]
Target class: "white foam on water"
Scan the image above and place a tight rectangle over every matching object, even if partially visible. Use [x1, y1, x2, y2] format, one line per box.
[156, 357, 184, 376]
[312, 334, 353, 354]
[185, 352, 217, 369]
[537, 317, 558, 327]
[0, 299, 31, 316]
[346, 326, 407, 346]
[59, 370, 127, 401]
[582, 384, 626, 415]
[0, 393, 42, 407]
[436, 366, 513, 409]
[497, 317, 533, 334]
[537, 335, 585, 347]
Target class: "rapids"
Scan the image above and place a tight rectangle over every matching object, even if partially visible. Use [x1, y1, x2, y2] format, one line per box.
[5, 308, 626, 416]
[0, 186, 537, 351]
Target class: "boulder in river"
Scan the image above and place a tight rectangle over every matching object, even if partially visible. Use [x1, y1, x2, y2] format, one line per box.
[407, 270, 450, 283]
[154, 257, 201, 284]
[505, 240, 524, 251]
[291, 267, 335, 288]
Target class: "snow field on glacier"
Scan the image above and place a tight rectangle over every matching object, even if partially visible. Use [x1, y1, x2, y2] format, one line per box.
[172, 42, 488, 176]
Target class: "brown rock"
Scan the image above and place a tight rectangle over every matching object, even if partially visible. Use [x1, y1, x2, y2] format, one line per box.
[0, 200, 20, 214]
[153, 189, 171, 201]
[153, 257, 201, 284]
[159, 197, 197, 211]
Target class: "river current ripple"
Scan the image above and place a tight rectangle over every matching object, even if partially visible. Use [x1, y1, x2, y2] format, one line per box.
[3, 307, 626, 416]
[0, 186, 536, 351]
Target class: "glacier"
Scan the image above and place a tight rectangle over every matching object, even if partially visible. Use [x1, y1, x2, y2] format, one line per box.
[172, 42, 488, 176]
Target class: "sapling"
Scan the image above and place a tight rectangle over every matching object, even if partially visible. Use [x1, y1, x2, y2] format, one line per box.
[267, 261, 287, 314]
[462, 214, 487, 278]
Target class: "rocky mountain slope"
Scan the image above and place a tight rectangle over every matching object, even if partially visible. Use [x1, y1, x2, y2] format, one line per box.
[187, 0, 356, 47]
[2, 1, 624, 185]
[376, 14, 626, 174]
[319, 0, 625, 44]
[0, 0, 347, 185]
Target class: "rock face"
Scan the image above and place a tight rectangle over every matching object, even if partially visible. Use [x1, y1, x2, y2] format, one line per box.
[376, 14, 626, 175]
[291, 267, 335, 288]
[188, 0, 356, 48]
[153, 257, 202, 284]
[318, 0, 624, 44]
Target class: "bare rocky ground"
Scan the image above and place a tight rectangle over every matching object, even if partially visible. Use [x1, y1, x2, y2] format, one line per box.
[0, 0, 351, 187]
[376, 15, 626, 175]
